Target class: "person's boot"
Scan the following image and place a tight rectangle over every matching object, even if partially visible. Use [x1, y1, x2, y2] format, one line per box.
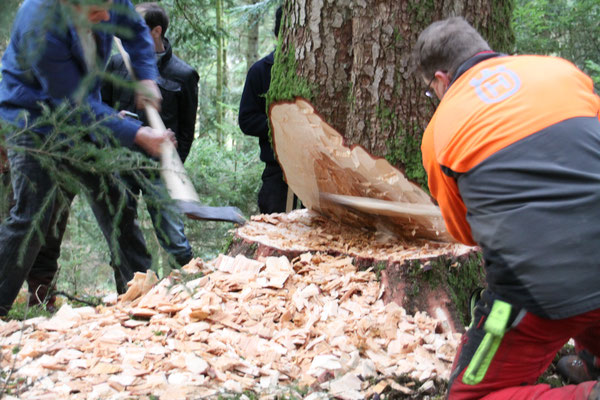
[27, 281, 57, 313]
[557, 354, 600, 384]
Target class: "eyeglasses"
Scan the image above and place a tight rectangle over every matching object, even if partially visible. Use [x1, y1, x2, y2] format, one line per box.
[425, 75, 437, 108]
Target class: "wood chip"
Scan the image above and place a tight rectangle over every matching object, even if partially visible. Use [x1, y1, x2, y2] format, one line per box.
[129, 308, 158, 319]
[3, 252, 459, 398]
[90, 362, 122, 375]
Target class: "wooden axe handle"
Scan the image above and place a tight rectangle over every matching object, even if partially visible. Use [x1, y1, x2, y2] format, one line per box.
[113, 38, 199, 203]
[113, 38, 165, 130]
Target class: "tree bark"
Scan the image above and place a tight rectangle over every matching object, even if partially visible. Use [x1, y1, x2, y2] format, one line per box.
[262, 0, 511, 329]
[269, 0, 514, 186]
[215, 0, 224, 145]
[244, 0, 260, 72]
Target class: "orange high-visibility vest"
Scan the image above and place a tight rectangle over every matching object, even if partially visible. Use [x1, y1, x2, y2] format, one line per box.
[422, 55, 600, 245]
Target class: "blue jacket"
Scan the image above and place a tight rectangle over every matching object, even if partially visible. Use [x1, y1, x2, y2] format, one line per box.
[0, 0, 157, 147]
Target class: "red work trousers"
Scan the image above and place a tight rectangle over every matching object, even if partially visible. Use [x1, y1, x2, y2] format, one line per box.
[448, 299, 600, 400]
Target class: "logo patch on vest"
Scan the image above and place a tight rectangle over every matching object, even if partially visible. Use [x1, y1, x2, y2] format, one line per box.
[470, 66, 521, 104]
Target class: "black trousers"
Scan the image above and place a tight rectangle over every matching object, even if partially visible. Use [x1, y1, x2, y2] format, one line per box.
[258, 162, 295, 214]
[0, 133, 152, 314]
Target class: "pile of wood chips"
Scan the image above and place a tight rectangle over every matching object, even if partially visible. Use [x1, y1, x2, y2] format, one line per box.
[0, 252, 460, 399]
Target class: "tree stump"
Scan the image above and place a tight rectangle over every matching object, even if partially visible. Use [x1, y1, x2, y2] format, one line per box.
[229, 209, 482, 333]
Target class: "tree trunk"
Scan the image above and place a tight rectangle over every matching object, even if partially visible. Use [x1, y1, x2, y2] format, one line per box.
[262, 0, 513, 330]
[245, 0, 260, 72]
[215, 0, 224, 145]
[222, 12, 229, 92]
[269, 0, 514, 186]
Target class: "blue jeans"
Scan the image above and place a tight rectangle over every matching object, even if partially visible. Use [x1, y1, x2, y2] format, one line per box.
[0, 132, 152, 314]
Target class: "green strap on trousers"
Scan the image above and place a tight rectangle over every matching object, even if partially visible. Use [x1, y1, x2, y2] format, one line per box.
[462, 299, 512, 385]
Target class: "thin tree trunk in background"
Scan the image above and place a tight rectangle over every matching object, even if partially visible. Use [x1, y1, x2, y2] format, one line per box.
[245, 0, 260, 71]
[270, 0, 514, 187]
[222, 12, 229, 100]
[222, 12, 231, 146]
[215, 0, 224, 146]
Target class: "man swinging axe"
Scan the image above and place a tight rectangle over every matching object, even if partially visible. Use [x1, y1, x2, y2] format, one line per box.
[0, 0, 171, 315]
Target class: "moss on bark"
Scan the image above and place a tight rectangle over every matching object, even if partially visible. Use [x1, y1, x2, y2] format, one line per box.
[384, 252, 485, 328]
[266, 41, 314, 108]
[487, 0, 516, 53]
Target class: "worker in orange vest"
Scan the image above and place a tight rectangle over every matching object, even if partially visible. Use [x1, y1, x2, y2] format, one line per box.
[414, 17, 600, 400]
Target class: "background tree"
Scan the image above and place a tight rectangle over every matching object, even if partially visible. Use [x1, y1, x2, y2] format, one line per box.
[513, 0, 600, 90]
[244, 0, 261, 70]
[268, 1, 515, 188]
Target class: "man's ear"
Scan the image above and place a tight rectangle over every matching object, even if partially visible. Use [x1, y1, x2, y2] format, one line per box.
[434, 70, 451, 88]
[150, 25, 162, 40]
[433, 70, 452, 98]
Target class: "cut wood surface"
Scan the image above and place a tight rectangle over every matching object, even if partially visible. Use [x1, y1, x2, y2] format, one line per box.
[1, 255, 460, 399]
[234, 210, 472, 265]
[269, 98, 452, 242]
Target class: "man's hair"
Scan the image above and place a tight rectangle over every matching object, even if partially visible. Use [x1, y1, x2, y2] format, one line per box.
[413, 17, 491, 81]
[135, 2, 169, 38]
[274, 6, 282, 37]
[67, 0, 111, 6]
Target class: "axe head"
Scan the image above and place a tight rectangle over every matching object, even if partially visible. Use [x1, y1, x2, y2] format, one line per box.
[176, 200, 246, 225]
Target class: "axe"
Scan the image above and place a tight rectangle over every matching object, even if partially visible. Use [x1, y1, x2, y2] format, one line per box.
[114, 38, 244, 224]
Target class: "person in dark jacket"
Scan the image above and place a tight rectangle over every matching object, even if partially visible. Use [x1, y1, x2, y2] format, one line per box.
[101, 2, 198, 270]
[239, 6, 295, 214]
[414, 17, 600, 400]
[0, 0, 172, 315]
